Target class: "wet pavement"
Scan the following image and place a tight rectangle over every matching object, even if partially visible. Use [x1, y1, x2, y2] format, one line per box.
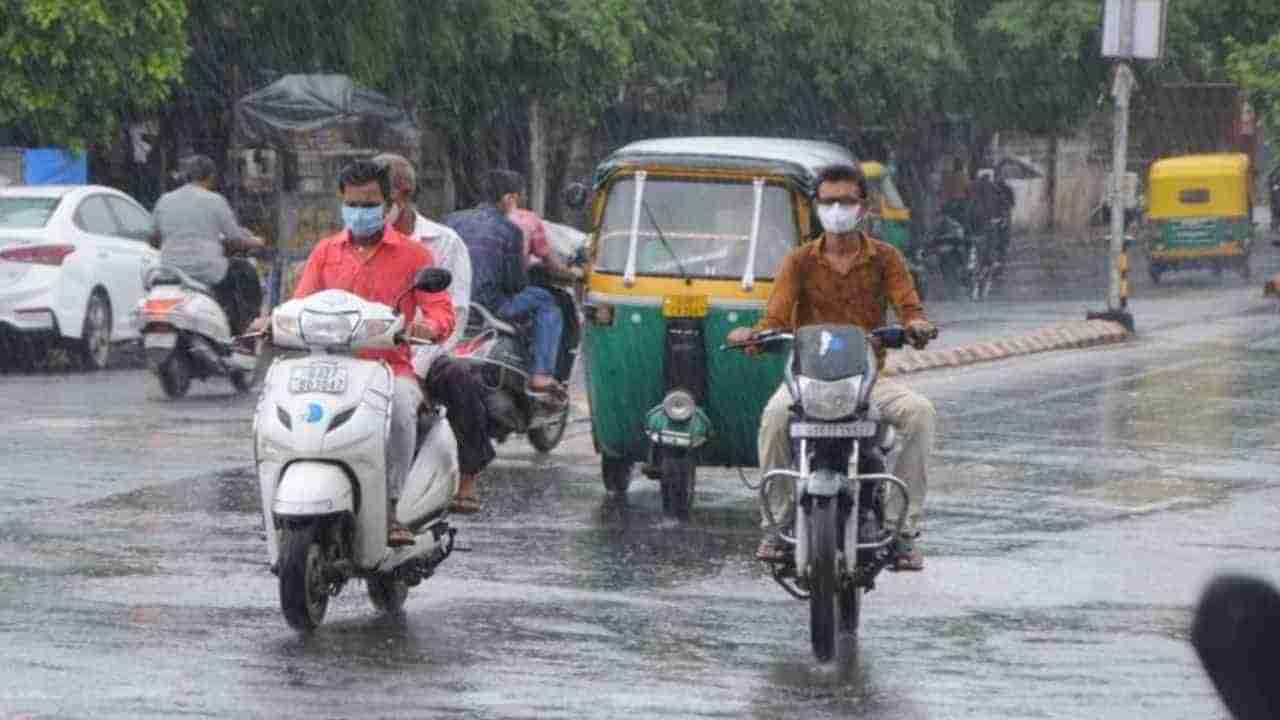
[3, 233, 1280, 718]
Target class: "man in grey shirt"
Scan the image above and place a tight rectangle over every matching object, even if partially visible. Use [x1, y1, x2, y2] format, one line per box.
[153, 154, 265, 334]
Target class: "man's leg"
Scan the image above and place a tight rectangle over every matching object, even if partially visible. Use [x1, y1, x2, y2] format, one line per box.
[498, 287, 563, 387]
[425, 358, 494, 512]
[756, 384, 794, 561]
[216, 258, 262, 335]
[871, 377, 936, 569]
[387, 375, 424, 545]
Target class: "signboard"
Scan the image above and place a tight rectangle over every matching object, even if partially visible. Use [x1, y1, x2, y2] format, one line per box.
[1102, 0, 1167, 60]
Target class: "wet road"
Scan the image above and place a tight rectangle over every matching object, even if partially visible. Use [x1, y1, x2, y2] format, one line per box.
[3, 237, 1280, 718]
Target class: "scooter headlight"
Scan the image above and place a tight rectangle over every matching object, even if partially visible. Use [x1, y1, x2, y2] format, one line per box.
[661, 390, 697, 422]
[299, 310, 358, 347]
[797, 376, 862, 420]
[272, 312, 302, 348]
[351, 317, 398, 344]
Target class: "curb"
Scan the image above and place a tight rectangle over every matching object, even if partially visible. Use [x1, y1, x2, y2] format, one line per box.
[883, 319, 1132, 377]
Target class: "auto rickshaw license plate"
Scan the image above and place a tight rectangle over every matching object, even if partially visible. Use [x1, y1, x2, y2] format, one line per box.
[662, 294, 710, 318]
[289, 364, 348, 394]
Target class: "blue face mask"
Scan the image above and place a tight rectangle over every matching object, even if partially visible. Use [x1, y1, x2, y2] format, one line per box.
[342, 204, 385, 239]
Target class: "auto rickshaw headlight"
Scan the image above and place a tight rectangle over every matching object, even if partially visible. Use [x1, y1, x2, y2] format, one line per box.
[662, 390, 696, 422]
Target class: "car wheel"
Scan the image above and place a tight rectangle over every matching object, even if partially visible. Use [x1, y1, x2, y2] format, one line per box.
[77, 291, 112, 371]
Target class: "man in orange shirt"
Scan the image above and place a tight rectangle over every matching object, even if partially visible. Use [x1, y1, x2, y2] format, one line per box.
[727, 164, 937, 570]
[258, 159, 455, 546]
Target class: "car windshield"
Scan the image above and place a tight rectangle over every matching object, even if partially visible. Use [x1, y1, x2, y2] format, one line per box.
[594, 177, 798, 280]
[0, 197, 60, 229]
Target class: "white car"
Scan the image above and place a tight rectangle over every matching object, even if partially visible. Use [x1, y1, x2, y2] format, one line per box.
[0, 184, 159, 369]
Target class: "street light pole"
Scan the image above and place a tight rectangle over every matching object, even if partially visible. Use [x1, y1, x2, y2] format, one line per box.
[1106, 63, 1135, 326]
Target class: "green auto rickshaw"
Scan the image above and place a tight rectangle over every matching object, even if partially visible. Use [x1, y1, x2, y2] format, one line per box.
[861, 160, 927, 299]
[582, 137, 860, 518]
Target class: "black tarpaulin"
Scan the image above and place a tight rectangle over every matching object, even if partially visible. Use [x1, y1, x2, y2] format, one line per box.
[233, 73, 417, 149]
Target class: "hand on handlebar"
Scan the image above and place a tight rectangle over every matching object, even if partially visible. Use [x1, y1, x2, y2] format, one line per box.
[905, 321, 938, 350]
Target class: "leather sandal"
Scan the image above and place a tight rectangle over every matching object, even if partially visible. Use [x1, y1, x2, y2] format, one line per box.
[449, 495, 481, 514]
[755, 532, 792, 563]
[890, 539, 924, 571]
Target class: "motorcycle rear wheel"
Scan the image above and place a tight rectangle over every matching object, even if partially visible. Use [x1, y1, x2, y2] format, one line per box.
[528, 402, 570, 453]
[279, 522, 329, 632]
[367, 573, 409, 615]
[808, 498, 839, 662]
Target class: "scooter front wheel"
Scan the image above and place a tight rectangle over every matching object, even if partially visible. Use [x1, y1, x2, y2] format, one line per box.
[808, 498, 839, 662]
[279, 522, 329, 632]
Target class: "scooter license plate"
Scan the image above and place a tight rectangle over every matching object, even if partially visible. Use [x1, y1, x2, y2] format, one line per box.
[143, 332, 177, 350]
[289, 364, 348, 394]
[790, 421, 876, 438]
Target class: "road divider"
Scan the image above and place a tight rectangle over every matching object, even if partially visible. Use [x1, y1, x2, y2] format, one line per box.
[884, 319, 1132, 377]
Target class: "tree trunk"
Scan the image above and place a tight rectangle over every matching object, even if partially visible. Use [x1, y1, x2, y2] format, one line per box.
[528, 96, 548, 216]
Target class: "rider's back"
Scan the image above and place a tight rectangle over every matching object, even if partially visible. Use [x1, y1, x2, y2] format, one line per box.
[153, 184, 242, 285]
[443, 206, 525, 312]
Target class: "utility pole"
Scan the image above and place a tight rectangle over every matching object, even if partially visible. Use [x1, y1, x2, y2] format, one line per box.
[1089, 0, 1166, 333]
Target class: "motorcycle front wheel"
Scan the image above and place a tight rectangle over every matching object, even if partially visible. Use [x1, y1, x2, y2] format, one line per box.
[808, 498, 839, 662]
[279, 522, 329, 632]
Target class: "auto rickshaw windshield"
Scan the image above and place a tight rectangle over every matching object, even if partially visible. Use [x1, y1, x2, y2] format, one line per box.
[594, 176, 798, 281]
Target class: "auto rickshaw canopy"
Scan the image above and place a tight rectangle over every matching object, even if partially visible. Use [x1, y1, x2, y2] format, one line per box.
[1148, 153, 1252, 219]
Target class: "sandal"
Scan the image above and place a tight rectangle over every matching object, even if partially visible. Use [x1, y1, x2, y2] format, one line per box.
[755, 532, 792, 563]
[387, 524, 415, 547]
[450, 495, 481, 514]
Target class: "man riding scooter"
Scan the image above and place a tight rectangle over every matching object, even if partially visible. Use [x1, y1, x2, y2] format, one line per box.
[251, 159, 455, 546]
[153, 154, 265, 334]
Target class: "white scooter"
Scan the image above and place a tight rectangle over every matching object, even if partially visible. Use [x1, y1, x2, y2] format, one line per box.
[133, 265, 257, 397]
[254, 268, 459, 632]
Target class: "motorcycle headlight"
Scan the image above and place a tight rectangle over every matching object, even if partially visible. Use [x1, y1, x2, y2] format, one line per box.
[797, 376, 862, 420]
[661, 390, 697, 422]
[299, 310, 357, 346]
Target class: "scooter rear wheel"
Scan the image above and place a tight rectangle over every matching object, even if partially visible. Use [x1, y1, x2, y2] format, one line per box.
[279, 522, 329, 632]
[159, 352, 192, 399]
[367, 574, 409, 614]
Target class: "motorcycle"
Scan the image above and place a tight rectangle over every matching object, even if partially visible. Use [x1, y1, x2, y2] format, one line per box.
[133, 264, 258, 398]
[931, 214, 1001, 301]
[724, 324, 917, 662]
[451, 247, 584, 454]
[253, 267, 460, 632]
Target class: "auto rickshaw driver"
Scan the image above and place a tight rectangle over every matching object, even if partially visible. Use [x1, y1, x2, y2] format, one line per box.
[726, 163, 938, 571]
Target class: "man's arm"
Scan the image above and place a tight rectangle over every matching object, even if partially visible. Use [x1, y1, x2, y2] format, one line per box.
[753, 252, 801, 333]
[882, 245, 926, 326]
[412, 289, 456, 342]
[214, 195, 256, 250]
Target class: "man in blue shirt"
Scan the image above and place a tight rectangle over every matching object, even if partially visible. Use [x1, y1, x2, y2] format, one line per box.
[445, 170, 565, 398]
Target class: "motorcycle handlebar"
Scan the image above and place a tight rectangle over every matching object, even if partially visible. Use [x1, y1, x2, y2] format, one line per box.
[720, 325, 935, 353]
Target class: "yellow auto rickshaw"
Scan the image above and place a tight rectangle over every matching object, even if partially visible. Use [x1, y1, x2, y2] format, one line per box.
[582, 137, 858, 517]
[862, 160, 928, 299]
[1145, 153, 1255, 284]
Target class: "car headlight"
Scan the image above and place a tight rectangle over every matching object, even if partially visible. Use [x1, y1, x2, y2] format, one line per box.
[661, 390, 696, 422]
[797, 376, 862, 420]
[299, 310, 357, 346]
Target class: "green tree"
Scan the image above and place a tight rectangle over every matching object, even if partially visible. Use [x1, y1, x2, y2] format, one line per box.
[0, 0, 189, 148]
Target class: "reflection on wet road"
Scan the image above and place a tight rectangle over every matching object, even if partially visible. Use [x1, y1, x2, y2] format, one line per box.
[3, 283, 1280, 717]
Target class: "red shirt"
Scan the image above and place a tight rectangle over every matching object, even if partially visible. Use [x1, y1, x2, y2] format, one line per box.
[509, 208, 550, 259]
[293, 225, 455, 377]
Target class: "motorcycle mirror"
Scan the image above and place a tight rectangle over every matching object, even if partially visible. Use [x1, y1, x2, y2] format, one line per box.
[563, 182, 589, 210]
[413, 267, 452, 293]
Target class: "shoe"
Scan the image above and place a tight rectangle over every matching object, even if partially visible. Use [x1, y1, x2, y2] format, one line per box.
[890, 536, 924, 571]
[755, 531, 792, 563]
[387, 523, 415, 547]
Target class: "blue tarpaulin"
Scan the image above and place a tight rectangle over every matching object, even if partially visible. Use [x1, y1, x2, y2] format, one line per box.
[22, 148, 87, 184]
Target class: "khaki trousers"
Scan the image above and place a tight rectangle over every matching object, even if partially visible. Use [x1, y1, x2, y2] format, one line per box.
[758, 377, 935, 536]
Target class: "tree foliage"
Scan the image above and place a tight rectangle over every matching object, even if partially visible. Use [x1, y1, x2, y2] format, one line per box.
[0, 0, 189, 148]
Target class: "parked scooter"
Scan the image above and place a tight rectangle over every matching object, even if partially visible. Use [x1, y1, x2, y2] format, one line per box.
[451, 248, 584, 454]
[133, 264, 258, 397]
[253, 268, 459, 632]
[725, 323, 925, 662]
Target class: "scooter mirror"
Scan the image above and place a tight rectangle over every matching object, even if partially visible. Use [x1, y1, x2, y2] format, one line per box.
[414, 267, 452, 293]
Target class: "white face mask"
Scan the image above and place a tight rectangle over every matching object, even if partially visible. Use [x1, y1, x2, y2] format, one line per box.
[817, 202, 865, 234]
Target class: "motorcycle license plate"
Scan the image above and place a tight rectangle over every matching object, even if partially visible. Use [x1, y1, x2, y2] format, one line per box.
[289, 364, 348, 394]
[790, 421, 876, 438]
[143, 332, 177, 350]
